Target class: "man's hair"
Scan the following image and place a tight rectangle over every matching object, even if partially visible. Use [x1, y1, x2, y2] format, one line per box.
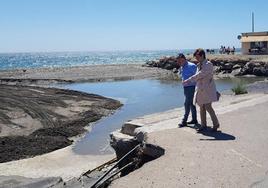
[177, 53, 186, 59]
[193, 48, 206, 59]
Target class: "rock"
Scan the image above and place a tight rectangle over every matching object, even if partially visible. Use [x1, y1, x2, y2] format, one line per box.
[214, 67, 221, 73]
[232, 68, 242, 76]
[110, 130, 141, 176]
[253, 67, 268, 76]
[172, 68, 178, 73]
[121, 122, 144, 136]
[145, 61, 155, 67]
[221, 63, 233, 70]
[163, 63, 174, 70]
[233, 64, 242, 69]
[143, 143, 165, 159]
[246, 61, 256, 69]
[219, 62, 225, 66]
[135, 130, 148, 143]
[110, 130, 138, 159]
[239, 62, 255, 75]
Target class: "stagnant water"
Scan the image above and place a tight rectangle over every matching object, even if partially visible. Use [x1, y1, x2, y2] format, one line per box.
[57, 77, 264, 155]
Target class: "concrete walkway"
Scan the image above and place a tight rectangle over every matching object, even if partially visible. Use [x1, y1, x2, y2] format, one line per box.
[110, 94, 268, 188]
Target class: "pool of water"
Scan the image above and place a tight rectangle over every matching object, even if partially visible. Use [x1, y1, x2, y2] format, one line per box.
[58, 77, 263, 155]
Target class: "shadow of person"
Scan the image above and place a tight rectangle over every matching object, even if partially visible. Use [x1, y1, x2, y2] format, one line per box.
[184, 124, 236, 141]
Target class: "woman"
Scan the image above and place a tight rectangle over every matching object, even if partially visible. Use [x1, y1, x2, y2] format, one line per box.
[183, 48, 220, 131]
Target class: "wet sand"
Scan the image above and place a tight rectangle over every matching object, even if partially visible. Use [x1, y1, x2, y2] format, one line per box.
[0, 84, 121, 163]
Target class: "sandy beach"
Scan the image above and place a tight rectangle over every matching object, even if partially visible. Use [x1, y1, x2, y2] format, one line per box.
[0, 64, 175, 85]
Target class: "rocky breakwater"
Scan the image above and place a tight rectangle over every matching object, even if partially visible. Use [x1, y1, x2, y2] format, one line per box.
[144, 54, 268, 77]
[144, 56, 180, 73]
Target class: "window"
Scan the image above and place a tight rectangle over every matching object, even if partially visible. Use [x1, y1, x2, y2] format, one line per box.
[250, 41, 267, 49]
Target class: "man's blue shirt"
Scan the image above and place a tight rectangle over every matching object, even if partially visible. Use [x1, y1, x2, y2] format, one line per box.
[180, 61, 197, 87]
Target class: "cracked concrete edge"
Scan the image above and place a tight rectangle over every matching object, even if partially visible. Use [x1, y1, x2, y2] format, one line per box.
[114, 93, 268, 147]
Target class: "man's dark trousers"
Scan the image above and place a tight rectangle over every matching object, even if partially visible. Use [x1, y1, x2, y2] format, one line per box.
[182, 86, 197, 123]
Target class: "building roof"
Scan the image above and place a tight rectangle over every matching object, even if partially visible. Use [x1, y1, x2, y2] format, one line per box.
[241, 31, 268, 37]
[241, 35, 268, 42]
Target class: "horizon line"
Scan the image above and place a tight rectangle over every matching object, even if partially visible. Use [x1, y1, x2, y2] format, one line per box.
[0, 47, 237, 54]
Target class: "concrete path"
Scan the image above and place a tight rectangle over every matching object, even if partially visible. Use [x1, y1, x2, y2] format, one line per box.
[0, 145, 115, 181]
[110, 94, 268, 188]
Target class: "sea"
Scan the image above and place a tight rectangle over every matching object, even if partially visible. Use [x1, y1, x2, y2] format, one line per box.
[0, 49, 204, 70]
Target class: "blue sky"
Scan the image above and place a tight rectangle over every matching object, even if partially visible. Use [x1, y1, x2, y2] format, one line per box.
[0, 0, 267, 52]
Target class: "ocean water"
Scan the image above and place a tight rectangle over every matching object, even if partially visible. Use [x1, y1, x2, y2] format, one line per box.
[0, 49, 196, 70]
[0, 49, 241, 70]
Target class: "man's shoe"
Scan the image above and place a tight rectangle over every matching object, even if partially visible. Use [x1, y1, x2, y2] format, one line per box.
[187, 120, 198, 124]
[178, 122, 187, 128]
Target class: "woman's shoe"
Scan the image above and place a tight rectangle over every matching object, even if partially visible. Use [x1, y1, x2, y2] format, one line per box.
[197, 125, 207, 132]
[211, 125, 220, 132]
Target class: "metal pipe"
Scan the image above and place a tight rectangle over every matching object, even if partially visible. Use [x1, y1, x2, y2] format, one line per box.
[81, 157, 117, 179]
[95, 161, 136, 188]
[252, 12, 255, 32]
[90, 143, 141, 188]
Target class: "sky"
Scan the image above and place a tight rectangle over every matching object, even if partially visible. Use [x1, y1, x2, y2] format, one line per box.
[0, 0, 267, 52]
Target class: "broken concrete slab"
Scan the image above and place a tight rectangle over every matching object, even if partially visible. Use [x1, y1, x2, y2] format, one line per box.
[0, 176, 63, 188]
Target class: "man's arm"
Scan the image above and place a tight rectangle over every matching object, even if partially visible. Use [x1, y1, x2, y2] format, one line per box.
[183, 63, 213, 84]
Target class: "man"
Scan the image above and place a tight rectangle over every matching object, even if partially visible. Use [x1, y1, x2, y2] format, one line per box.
[177, 53, 198, 127]
[183, 49, 220, 132]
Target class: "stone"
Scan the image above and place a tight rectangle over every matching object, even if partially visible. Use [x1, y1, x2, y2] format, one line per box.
[253, 67, 268, 76]
[121, 122, 144, 136]
[142, 144, 165, 158]
[134, 129, 148, 143]
[221, 63, 233, 70]
[233, 64, 242, 69]
[164, 63, 174, 70]
[232, 68, 242, 76]
[110, 130, 138, 159]
[172, 68, 178, 73]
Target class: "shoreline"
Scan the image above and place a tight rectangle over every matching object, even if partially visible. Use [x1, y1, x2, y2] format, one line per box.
[0, 64, 176, 85]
